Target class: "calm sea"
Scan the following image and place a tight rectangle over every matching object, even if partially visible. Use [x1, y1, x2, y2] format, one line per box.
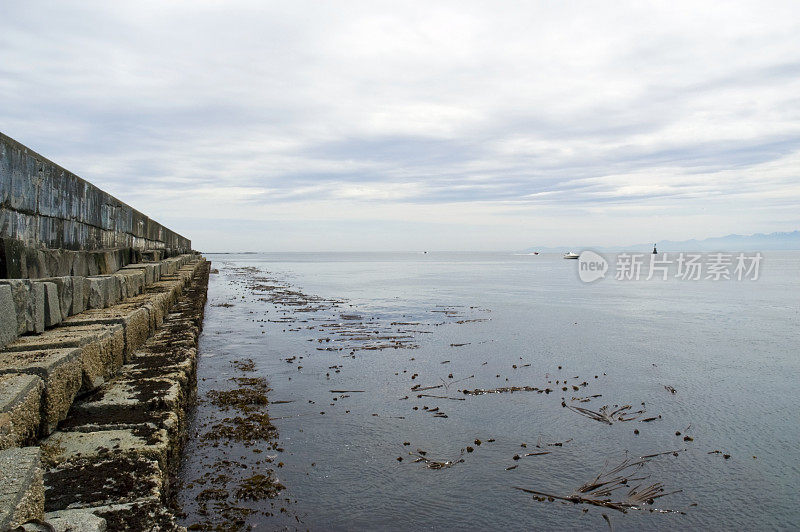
[178, 251, 800, 530]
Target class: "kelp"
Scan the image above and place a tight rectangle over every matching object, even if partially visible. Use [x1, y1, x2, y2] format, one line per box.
[514, 451, 686, 514]
[565, 404, 646, 425]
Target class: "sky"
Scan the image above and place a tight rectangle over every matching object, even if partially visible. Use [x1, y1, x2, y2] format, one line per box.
[1, 1, 799, 252]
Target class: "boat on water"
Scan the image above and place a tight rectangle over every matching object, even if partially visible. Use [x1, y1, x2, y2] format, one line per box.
[563, 252, 580, 259]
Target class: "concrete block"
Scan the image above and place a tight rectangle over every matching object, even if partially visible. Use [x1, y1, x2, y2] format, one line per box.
[120, 264, 153, 286]
[147, 280, 182, 308]
[124, 355, 195, 391]
[6, 325, 124, 394]
[0, 348, 83, 436]
[65, 380, 185, 457]
[87, 276, 110, 309]
[141, 250, 163, 262]
[72, 277, 87, 315]
[0, 447, 44, 529]
[63, 305, 151, 363]
[79, 498, 178, 532]
[25, 247, 48, 279]
[42, 282, 62, 327]
[125, 291, 171, 331]
[71, 252, 89, 277]
[44, 455, 163, 514]
[39, 276, 74, 319]
[0, 374, 43, 450]
[112, 274, 126, 300]
[115, 274, 129, 300]
[162, 259, 178, 276]
[133, 264, 157, 285]
[86, 254, 99, 276]
[57, 402, 180, 439]
[29, 281, 45, 333]
[44, 509, 107, 532]
[106, 277, 122, 306]
[119, 270, 145, 297]
[0, 285, 18, 348]
[101, 251, 115, 275]
[74, 377, 185, 416]
[0, 236, 28, 279]
[0, 142, 9, 204]
[41, 425, 170, 471]
[0, 280, 30, 336]
[53, 250, 75, 280]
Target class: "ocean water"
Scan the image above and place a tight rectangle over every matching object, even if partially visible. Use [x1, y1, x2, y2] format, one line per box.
[177, 252, 800, 530]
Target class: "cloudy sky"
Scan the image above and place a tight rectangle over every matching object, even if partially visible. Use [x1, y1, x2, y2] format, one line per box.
[1, 1, 799, 251]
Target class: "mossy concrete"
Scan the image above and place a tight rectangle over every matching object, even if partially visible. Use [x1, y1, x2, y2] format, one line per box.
[44, 455, 164, 512]
[44, 509, 107, 532]
[0, 348, 82, 436]
[41, 426, 171, 472]
[15, 259, 210, 531]
[63, 305, 152, 363]
[0, 446, 44, 529]
[0, 374, 44, 449]
[5, 324, 125, 393]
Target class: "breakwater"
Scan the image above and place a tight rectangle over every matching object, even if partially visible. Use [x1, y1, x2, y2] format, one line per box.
[0, 132, 208, 530]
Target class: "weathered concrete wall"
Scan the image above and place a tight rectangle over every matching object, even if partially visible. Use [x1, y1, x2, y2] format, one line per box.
[0, 133, 207, 530]
[1, 132, 191, 279]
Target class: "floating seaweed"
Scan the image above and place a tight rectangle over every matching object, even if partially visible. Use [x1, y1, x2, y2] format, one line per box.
[230, 359, 256, 372]
[536, 437, 573, 448]
[235, 472, 285, 501]
[514, 452, 686, 514]
[416, 394, 465, 401]
[462, 385, 542, 395]
[565, 404, 647, 425]
[408, 449, 465, 469]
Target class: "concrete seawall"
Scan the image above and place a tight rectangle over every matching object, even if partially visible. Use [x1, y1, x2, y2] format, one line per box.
[0, 133, 209, 531]
[1, 131, 191, 279]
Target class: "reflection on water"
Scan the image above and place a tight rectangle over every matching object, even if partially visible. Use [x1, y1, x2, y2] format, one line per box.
[178, 252, 800, 530]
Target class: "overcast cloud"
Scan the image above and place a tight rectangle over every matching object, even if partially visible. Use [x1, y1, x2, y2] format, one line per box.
[1, 0, 799, 251]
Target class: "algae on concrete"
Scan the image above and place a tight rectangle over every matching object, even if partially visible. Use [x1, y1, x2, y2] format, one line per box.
[0, 374, 44, 449]
[0, 347, 83, 435]
[0, 446, 44, 529]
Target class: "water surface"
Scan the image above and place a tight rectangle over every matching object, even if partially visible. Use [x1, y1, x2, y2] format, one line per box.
[178, 252, 800, 530]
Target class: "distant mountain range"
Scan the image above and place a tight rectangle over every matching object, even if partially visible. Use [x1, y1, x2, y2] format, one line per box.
[525, 230, 800, 253]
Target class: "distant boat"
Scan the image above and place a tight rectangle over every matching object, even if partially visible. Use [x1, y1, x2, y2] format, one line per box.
[533, 252, 539, 255]
[563, 252, 579, 259]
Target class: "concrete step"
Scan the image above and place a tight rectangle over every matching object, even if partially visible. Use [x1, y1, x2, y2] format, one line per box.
[6, 324, 125, 395]
[0, 348, 82, 437]
[0, 447, 44, 529]
[0, 374, 44, 449]
[0, 259, 209, 530]
[0, 254, 199, 350]
[34, 260, 209, 529]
